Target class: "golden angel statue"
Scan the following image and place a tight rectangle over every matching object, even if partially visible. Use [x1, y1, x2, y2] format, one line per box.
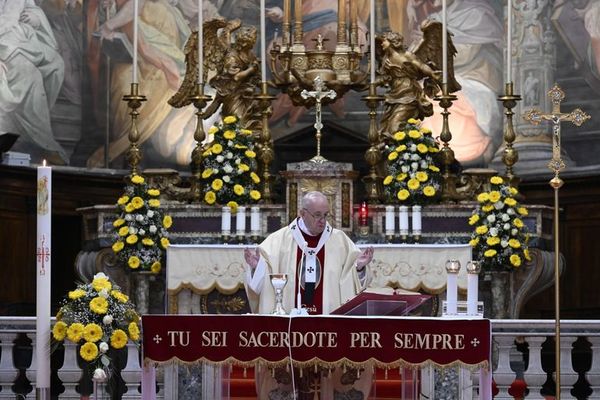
[169, 18, 261, 129]
[376, 20, 461, 137]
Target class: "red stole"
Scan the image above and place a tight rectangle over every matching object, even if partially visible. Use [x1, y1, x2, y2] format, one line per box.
[295, 230, 325, 315]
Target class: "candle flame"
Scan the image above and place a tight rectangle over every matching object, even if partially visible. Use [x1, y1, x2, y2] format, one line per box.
[42, 159, 47, 167]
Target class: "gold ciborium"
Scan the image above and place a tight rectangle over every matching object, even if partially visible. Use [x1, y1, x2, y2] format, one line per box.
[269, 273, 288, 315]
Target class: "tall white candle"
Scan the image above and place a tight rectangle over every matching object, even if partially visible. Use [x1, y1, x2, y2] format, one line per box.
[260, 0, 267, 82]
[385, 205, 395, 235]
[507, 0, 512, 83]
[399, 205, 409, 235]
[466, 261, 481, 316]
[198, 0, 203, 83]
[221, 206, 231, 235]
[250, 206, 261, 233]
[370, 0, 375, 83]
[36, 160, 52, 390]
[132, 0, 139, 83]
[442, 0, 447, 84]
[445, 260, 461, 316]
[412, 205, 422, 233]
[236, 206, 247, 235]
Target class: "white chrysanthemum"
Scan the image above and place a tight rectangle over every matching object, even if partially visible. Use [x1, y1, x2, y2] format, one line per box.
[411, 162, 419, 170]
[507, 208, 515, 215]
[125, 214, 133, 221]
[511, 228, 518, 235]
[401, 165, 409, 173]
[216, 155, 224, 163]
[489, 227, 498, 237]
[212, 168, 219, 174]
[99, 342, 109, 353]
[102, 315, 113, 325]
[93, 368, 107, 381]
[135, 214, 144, 222]
[99, 289, 109, 298]
[501, 214, 510, 222]
[129, 227, 137, 234]
[138, 229, 145, 235]
[223, 175, 231, 183]
[411, 153, 420, 161]
[94, 272, 108, 280]
[501, 240, 509, 248]
[504, 223, 511, 230]
[223, 164, 233, 173]
[487, 215, 496, 223]
[149, 225, 157, 234]
[226, 152, 233, 159]
[420, 161, 428, 169]
[147, 210, 154, 218]
[403, 153, 411, 160]
[235, 158, 241, 164]
[227, 140, 234, 147]
[494, 201, 504, 210]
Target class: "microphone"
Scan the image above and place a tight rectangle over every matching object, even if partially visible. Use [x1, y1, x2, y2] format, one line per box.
[290, 241, 309, 316]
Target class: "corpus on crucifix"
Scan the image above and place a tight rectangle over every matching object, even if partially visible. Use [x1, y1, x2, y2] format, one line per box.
[301, 76, 337, 163]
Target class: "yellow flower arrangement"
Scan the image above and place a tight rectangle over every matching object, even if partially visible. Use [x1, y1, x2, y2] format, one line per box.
[111, 174, 171, 273]
[469, 176, 531, 271]
[198, 115, 263, 210]
[52, 273, 140, 379]
[383, 120, 442, 205]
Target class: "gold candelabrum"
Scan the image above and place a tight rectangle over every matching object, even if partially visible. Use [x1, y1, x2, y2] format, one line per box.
[122, 83, 147, 174]
[498, 82, 522, 187]
[254, 81, 276, 203]
[188, 83, 213, 201]
[362, 82, 384, 203]
[523, 84, 590, 400]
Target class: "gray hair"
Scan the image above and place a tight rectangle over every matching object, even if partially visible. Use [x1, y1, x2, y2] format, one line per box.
[301, 191, 328, 209]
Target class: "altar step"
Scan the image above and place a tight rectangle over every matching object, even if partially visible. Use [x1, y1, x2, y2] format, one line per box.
[228, 366, 418, 399]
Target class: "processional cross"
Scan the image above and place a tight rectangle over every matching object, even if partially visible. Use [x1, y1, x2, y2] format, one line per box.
[301, 76, 337, 163]
[523, 83, 590, 400]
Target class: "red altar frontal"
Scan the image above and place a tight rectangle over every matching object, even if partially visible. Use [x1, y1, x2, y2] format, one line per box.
[142, 315, 492, 399]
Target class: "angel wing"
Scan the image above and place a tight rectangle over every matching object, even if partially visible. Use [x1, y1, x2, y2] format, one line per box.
[169, 18, 242, 108]
[412, 19, 461, 97]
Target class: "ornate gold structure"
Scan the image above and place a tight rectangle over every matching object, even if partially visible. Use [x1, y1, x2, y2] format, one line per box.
[122, 83, 147, 174]
[188, 83, 213, 200]
[301, 76, 337, 162]
[254, 82, 276, 203]
[523, 84, 590, 400]
[498, 82, 522, 187]
[362, 82, 384, 203]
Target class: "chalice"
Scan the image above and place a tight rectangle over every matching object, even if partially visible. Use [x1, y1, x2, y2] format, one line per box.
[269, 273, 288, 315]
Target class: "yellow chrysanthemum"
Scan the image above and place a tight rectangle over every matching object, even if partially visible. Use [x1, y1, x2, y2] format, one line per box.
[131, 175, 145, 184]
[407, 178, 420, 190]
[117, 196, 129, 205]
[142, 238, 154, 246]
[484, 249, 497, 257]
[212, 179, 223, 191]
[52, 321, 67, 341]
[128, 322, 141, 341]
[223, 115, 237, 124]
[469, 238, 479, 247]
[163, 215, 172, 228]
[211, 143, 223, 154]
[110, 329, 128, 349]
[490, 176, 504, 185]
[477, 192, 490, 203]
[80, 342, 99, 362]
[223, 130, 236, 139]
[234, 143, 248, 149]
[417, 143, 428, 154]
[83, 323, 103, 342]
[407, 118, 419, 124]
[148, 199, 160, 208]
[397, 189, 410, 201]
[513, 218, 524, 228]
[234, 184, 245, 196]
[128, 255, 140, 269]
[395, 144, 407, 152]
[517, 207, 528, 216]
[509, 187, 519, 196]
[92, 277, 112, 292]
[415, 171, 428, 182]
[423, 186, 436, 197]
[250, 172, 261, 183]
[118, 226, 129, 236]
[510, 254, 522, 267]
[420, 127, 432, 135]
[524, 248, 531, 261]
[250, 190, 261, 200]
[241, 129, 252, 135]
[160, 237, 170, 249]
[111, 290, 129, 303]
[468, 215, 480, 225]
[68, 289, 86, 300]
[238, 163, 250, 172]
[227, 201, 238, 213]
[504, 198, 517, 206]
[486, 237, 500, 246]
[204, 191, 216, 204]
[67, 323, 85, 343]
[244, 150, 256, 158]
[482, 205, 494, 212]
[488, 191, 501, 203]
[393, 131, 406, 141]
[428, 165, 440, 172]
[476, 225, 489, 235]
[383, 175, 393, 185]
[428, 147, 439, 153]
[151, 261, 161, 274]
[90, 297, 108, 314]
[388, 151, 398, 161]
[126, 234, 138, 244]
[208, 125, 219, 135]
[396, 173, 407, 181]
[113, 218, 125, 227]
[408, 129, 421, 139]
[202, 149, 212, 157]
[125, 203, 135, 213]
[508, 238, 521, 248]
[202, 169, 213, 179]
[147, 188, 160, 197]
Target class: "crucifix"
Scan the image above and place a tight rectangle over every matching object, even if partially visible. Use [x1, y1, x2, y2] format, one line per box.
[523, 83, 590, 400]
[301, 76, 337, 163]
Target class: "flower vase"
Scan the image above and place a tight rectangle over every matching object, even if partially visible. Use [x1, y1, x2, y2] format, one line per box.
[487, 270, 512, 319]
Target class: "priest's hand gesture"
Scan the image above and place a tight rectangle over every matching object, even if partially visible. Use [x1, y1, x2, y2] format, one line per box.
[357, 246, 374, 270]
[244, 247, 260, 270]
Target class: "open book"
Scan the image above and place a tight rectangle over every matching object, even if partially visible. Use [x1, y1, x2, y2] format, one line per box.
[331, 287, 431, 316]
[92, 31, 133, 63]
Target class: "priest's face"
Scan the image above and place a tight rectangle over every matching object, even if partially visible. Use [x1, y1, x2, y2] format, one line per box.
[301, 196, 330, 235]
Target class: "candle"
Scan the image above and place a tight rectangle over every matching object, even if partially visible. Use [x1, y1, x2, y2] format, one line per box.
[442, 0, 447, 85]
[221, 206, 231, 235]
[36, 160, 52, 391]
[445, 260, 461, 316]
[370, 0, 375, 83]
[132, 0, 139, 83]
[198, 0, 203, 83]
[283, 0, 291, 46]
[385, 205, 395, 235]
[466, 261, 481, 316]
[411, 205, 422, 234]
[507, 0, 512, 83]
[236, 206, 247, 235]
[250, 206, 261, 234]
[399, 205, 409, 235]
[359, 201, 369, 227]
[260, 0, 266, 82]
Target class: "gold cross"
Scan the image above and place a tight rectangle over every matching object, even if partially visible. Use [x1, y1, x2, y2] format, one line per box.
[523, 84, 590, 176]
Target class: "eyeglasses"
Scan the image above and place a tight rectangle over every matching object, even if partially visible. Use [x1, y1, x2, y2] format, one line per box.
[303, 208, 331, 221]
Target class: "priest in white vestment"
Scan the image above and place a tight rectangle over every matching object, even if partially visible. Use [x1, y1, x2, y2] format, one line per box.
[244, 191, 374, 400]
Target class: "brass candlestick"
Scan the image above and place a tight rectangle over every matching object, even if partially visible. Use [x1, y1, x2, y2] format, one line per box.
[498, 82, 522, 188]
[255, 81, 276, 203]
[188, 83, 212, 201]
[122, 83, 147, 174]
[362, 82, 384, 203]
